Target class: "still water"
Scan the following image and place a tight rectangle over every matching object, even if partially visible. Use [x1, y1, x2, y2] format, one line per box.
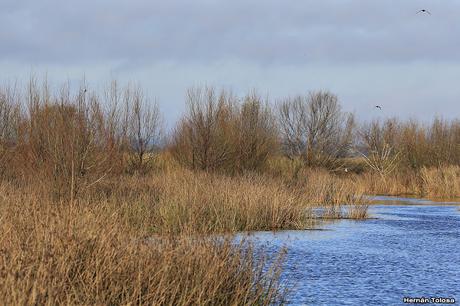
[246, 197, 460, 305]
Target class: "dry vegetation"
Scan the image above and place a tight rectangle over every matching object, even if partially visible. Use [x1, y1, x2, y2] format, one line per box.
[355, 118, 460, 197]
[1, 78, 458, 304]
[171, 87, 278, 174]
[0, 181, 285, 305]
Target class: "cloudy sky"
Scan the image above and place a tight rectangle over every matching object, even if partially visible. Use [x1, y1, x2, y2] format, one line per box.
[1, 0, 459, 125]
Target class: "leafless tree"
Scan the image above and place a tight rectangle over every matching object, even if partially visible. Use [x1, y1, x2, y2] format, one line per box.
[357, 119, 400, 178]
[126, 87, 163, 173]
[14, 79, 132, 200]
[278, 91, 354, 169]
[0, 84, 21, 176]
[233, 92, 279, 172]
[172, 87, 235, 171]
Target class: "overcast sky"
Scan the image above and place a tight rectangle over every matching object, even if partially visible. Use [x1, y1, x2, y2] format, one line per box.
[1, 0, 459, 125]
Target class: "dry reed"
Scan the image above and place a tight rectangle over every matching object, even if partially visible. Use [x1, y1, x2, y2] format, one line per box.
[0, 181, 285, 305]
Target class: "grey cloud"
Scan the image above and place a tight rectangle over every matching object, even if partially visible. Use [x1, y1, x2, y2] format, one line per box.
[1, 0, 460, 66]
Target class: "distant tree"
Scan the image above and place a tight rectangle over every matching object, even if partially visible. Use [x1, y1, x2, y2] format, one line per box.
[233, 92, 279, 172]
[125, 87, 163, 174]
[278, 91, 354, 169]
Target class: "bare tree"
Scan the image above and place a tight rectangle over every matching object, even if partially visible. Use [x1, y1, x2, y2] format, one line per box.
[14, 79, 132, 200]
[0, 84, 21, 177]
[357, 119, 400, 178]
[233, 92, 279, 172]
[278, 91, 354, 169]
[126, 87, 163, 173]
[171, 87, 235, 171]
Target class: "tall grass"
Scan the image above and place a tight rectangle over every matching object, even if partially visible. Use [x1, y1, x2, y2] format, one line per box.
[148, 169, 314, 233]
[353, 165, 460, 198]
[266, 157, 368, 219]
[419, 166, 460, 198]
[0, 181, 285, 305]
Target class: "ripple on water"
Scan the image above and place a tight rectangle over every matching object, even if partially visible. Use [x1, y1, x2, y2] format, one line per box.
[244, 204, 460, 305]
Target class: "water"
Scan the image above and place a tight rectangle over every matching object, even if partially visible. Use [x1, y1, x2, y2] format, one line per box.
[244, 197, 460, 305]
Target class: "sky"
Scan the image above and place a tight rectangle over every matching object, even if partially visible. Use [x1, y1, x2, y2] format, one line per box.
[1, 0, 459, 126]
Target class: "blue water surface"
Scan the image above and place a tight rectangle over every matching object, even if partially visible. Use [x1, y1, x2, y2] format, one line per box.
[244, 199, 460, 305]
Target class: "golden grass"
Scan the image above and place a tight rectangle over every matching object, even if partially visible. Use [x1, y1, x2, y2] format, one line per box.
[419, 166, 460, 198]
[352, 171, 418, 196]
[265, 157, 368, 219]
[88, 158, 370, 237]
[99, 168, 315, 234]
[352, 166, 460, 199]
[0, 181, 285, 305]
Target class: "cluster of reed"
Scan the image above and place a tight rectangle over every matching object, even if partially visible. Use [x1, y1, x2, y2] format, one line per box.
[0, 181, 285, 305]
[353, 165, 460, 198]
[265, 158, 368, 219]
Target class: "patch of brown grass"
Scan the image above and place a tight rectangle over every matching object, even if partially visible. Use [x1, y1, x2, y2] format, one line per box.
[352, 166, 460, 199]
[0, 181, 285, 305]
[265, 157, 368, 219]
[353, 171, 419, 196]
[102, 168, 315, 234]
[419, 166, 460, 198]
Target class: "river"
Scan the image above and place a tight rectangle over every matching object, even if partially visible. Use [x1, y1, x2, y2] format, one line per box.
[244, 197, 460, 305]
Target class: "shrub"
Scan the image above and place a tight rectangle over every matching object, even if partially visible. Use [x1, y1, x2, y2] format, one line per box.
[171, 87, 278, 174]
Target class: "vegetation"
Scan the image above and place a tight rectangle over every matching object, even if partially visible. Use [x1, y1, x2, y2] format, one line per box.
[278, 91, 354, 169]
[355, 118, 460, 197]
[171, 87, 278, 174]
[0, 181, 285, 305]
[1, 78, 459, 304]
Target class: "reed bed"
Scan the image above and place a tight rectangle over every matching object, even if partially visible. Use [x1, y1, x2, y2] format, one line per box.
[0, 181, 285, 305]
[148, 169, 315, 233]
[419, 166, 460, 198]
[136, 167, 368, 230]
[353, 166, 460, 199]
[96, 167, 316, 234]
[266, 158, 368, 219]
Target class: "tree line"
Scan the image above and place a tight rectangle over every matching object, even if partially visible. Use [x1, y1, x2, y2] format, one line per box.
[1, 80, 459, 199]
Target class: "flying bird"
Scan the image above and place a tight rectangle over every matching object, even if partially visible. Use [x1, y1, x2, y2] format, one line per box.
[417, 9, 431, 15]
[375, 105, 382, 110]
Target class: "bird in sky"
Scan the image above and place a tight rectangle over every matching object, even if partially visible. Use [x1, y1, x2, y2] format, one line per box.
[417, 9, 431, 15]
[375, 105, 382, 110]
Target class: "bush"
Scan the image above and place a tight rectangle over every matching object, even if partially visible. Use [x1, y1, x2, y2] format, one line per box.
[171, 87, 278, 174]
